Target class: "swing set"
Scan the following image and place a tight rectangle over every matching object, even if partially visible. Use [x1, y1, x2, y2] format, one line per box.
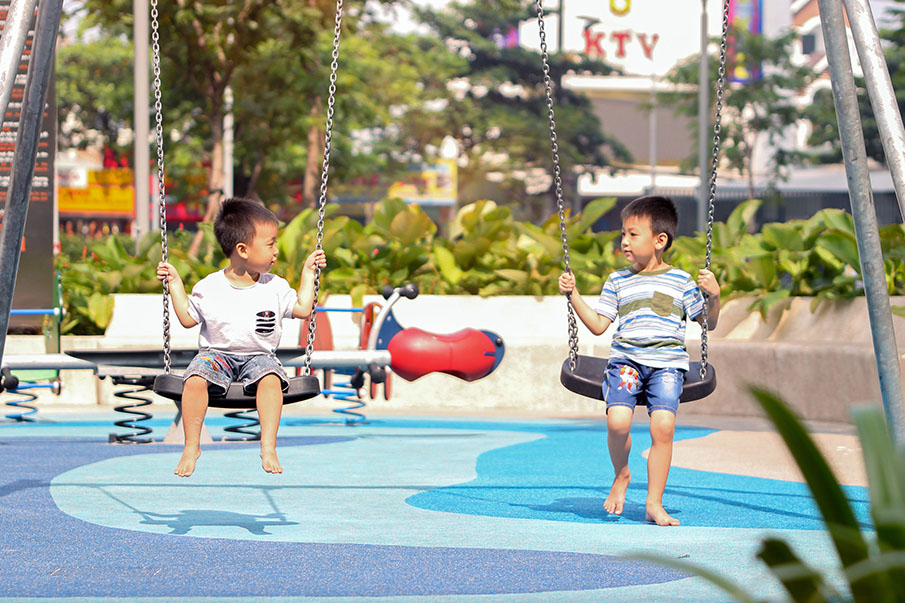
[145, 0, 723, 408]
[540, 0, 726, 403]
[0, 0, 505, 439]
[4, 0, 905, 438]
[144, 0, 503, 414]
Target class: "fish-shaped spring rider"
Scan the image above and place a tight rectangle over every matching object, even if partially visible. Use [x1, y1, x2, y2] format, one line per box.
[363, 284, 505, 385]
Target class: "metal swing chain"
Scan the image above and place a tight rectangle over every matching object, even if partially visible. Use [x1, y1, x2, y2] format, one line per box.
[534, 0, 579, 372]
[699, 0, 730, 380]
[150, 0, 171, 374]
[303, 0, 344, 377]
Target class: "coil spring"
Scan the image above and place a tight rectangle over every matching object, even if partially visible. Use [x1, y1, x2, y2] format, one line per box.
[223, 409, 261, 441]
[109, 377, 154, 444]
[4, 386, 39, 422]
[323, 369, 366, 425]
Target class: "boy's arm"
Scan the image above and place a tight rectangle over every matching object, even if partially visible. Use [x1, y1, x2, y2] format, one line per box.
[292, 249, 328, 319]
[156, 262, 197, 328]
[558, 272, 613, 336]
[694, 268, 721, 330]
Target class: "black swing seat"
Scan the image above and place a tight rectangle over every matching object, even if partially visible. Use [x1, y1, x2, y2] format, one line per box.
[560, 355, 716, 404]
[153, 373, 321, 409]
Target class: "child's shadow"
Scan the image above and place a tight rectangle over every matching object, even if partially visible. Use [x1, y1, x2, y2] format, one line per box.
[528, 497, 649, 523]
[139, 509, 299, 535]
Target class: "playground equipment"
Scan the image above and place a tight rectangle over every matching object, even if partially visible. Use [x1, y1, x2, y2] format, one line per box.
[1, 273, 65, 421]
[145, 0, 336, 406]
[819, 0, 905, 441]
[315, 284, 505, 424]
[0, 282, 505, 438]
[1, 0, 902, 441]
[127, 0, 503, 430]
[543, 0, 722, 404]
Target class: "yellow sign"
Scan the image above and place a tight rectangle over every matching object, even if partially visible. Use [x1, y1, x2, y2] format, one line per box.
[58, 168, 134, 217]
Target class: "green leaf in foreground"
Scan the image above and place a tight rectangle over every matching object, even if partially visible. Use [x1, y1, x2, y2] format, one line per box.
[749, 386, 890, 601]
[624, 552, 756, 603]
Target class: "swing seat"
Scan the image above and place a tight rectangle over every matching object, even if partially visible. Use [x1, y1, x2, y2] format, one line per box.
[152, 373, 321, 409]
[559, 355, 716, 403]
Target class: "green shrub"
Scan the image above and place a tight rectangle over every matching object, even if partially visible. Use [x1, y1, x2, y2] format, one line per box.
[56, 197, 905, 334]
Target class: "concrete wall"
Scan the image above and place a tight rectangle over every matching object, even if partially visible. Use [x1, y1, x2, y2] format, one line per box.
[4, 293, 905, 423]
[689, 295, 905, 422]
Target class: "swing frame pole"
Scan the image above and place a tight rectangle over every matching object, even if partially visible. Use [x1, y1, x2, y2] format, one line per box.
[842, 0, 905, 222]
[0, 0, 64, 368]
[0, 0, 38, 124]
[818, 0, 905, 442]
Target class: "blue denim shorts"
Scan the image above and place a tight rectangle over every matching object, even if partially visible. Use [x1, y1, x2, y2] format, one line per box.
[602, 358, 684, 416]
[183, 350, 289, 397]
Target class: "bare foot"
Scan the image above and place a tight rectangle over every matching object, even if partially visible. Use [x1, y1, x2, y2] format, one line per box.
[174, 447, 201, 477]
[604, 471, 631, 515]
[646, 502, 680, 526]
[261, 446, 282, 474]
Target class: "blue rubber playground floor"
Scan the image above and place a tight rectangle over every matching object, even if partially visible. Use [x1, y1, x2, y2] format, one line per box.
[0, 409, 869, 601]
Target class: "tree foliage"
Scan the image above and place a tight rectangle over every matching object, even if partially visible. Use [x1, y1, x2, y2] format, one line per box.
[407, 0, 630, 221]
[664, 27, 815, 198]
[63, 0, 630, 228]
[803, 0, 905, 165]
[56, 36, 135, 152]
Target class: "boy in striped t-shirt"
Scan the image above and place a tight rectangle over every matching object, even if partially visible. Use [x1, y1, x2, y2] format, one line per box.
[558, 195, 720, 526]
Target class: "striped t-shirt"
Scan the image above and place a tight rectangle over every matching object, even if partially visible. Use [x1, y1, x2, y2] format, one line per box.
[594, 265, 705, 370]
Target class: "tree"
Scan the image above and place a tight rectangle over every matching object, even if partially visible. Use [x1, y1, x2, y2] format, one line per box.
[56, 36, 134, 153]
[77, 0, 462, 251]
[230, 22, 464, 209]
[81, 0, 328, 254]
[664, 27, 815, 199]
[803, 0, 905, 165]
[409, 0, 630, 222]
[803, 85, 883, 164]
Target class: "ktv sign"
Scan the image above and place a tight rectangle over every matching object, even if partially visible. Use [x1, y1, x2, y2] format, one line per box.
[520, 0, 727, 77]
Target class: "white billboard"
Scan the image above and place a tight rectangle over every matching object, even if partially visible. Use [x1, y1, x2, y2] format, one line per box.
[519, 0, 725, 77]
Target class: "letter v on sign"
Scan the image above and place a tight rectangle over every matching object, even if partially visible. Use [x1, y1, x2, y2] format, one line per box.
[637, 32, 659, 59]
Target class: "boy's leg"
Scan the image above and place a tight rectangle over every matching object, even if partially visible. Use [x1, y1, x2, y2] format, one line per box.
[237, 354, 289, 474]
[644, 367, 683, 526]
[602, 361, 641, 515]
[177, 351, 235, 477]
[646, 409, 678, 525]
[255, 373, 284, 474]
[175, 375, 210, 477]
[604, 405, 634, 515]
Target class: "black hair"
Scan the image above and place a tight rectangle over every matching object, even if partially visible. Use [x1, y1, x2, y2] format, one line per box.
[621, 195, 678, 251]
[213, 197, 279, 258]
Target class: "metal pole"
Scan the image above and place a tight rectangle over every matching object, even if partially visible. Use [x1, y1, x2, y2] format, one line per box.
[0, 0, 38, 126]
[843, 0, 905, 222]
[0, 0, 64, 366]
[133, 0, 150, 245]
[649, 73, 657, 192]
[223, 85, 233, 198]
[557, 0, 564, 53]
[818, 0, 905, 442]
[697, 0, 709, 233]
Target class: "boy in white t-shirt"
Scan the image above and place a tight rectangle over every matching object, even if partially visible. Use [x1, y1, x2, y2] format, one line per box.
[558, 195, 720, 526]
[157, 198, 326, 477]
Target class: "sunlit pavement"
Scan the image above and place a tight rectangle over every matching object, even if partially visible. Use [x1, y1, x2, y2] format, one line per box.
[0, 411, 866, 600]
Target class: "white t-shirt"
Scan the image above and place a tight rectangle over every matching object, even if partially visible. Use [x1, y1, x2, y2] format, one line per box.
[186, 270, 299, 354]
